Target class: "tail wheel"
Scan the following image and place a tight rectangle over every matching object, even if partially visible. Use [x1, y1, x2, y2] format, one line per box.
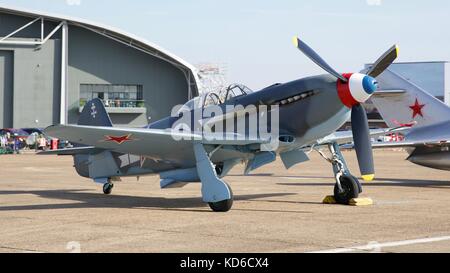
[334, 175, 360, 204]
[103, 183, 114, 195]
[208, 183, 233, 212]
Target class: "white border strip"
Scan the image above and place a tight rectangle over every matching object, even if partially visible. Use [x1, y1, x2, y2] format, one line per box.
[309, 236, 450, 253]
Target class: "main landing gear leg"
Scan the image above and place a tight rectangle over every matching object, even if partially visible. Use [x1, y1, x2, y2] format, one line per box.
[317, 142, 362, 205]
[193, 143, 233, 212]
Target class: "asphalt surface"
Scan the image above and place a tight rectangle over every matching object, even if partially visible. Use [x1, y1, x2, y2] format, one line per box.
[0, 150, 450, 253]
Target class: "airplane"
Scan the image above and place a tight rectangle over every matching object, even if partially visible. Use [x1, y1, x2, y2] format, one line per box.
[42, 37, 399, 212]
[370, 68, 450, 171]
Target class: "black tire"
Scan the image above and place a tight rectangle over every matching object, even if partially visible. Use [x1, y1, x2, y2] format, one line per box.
[103, 183, 114, 195]
[352, 175, 363, 193]
[208, 184, 233, 212]
[334, 175, 359, 204]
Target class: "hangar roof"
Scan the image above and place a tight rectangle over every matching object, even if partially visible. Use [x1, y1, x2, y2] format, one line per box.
[0, 4, 200, 95]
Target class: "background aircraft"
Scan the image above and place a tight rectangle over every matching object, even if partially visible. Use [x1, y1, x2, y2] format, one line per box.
[43, 38, 398, 212]
[371, 68, 450, 171]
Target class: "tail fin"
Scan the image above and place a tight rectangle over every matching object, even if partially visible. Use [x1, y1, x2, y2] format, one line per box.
[78, 98, 113, 127]
[371, 69, 450, 128]
[74, 99, 112, 178]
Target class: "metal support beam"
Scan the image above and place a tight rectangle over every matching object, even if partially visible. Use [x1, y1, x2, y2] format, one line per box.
[42, 22, 64, 44]
[60, 21, 68, 125]
[41, 17, 44, 41]
[0, 16, 41, 42]
[0, 20, 63, 46]
[188, 71, 192, 100]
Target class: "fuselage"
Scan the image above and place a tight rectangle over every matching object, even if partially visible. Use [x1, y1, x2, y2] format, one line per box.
[150, 74, 350, 151]
[407, 148, 450, 171]
[74, 74, 369, 180]
[403, 121, 450, 171]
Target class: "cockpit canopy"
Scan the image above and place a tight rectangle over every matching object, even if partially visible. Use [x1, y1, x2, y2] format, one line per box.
[180, 84, 253, 112]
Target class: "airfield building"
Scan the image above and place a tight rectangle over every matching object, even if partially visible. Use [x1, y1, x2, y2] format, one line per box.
[0, 5, 200, 129]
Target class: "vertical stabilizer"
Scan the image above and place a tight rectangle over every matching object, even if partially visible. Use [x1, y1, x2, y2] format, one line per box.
[78, 99, 113, 127]
[371, 69, 450, 128]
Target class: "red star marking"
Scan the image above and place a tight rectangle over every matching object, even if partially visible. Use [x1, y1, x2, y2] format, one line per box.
[409, 98, 425, 119]
[104, 134, 134, 144]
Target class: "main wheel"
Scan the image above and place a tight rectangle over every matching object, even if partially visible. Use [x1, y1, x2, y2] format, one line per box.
[208, 184, 233, 212]
[334, 175, 359, 205]
[103, 183, 114, 195]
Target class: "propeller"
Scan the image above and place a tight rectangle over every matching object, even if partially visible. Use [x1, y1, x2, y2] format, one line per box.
[351, 104, 374, 181]
[367, 44, 399, 78]
[292, 37, 348, 83]
[293, 37, 399, 181]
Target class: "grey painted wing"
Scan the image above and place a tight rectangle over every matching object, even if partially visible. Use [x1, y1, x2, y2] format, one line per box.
[38, 146, 102, 155]
[44, 125, 267, 162]
[45, 125, 200, 163]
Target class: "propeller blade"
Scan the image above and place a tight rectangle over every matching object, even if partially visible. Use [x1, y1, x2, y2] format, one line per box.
[292, 37, 348, 82]
[351, 104, 375, 181]
[367, 44, 399, 78]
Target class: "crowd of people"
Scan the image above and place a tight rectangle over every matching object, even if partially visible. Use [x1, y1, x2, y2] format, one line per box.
[0, 132, 50, 154]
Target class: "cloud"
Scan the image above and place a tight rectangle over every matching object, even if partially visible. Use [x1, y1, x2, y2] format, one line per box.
[66, 0, 82, 6]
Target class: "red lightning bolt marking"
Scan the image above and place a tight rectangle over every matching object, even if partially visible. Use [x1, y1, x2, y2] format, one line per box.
[104, 134, 134, 145]
[409, 98, 425, 119]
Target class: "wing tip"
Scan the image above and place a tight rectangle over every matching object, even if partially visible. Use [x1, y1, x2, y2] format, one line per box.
[395, 44, 400, 58]
[292, 36, 299, 47]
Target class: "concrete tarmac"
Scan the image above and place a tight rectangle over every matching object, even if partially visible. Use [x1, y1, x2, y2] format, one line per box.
[0, 150, 449, 253]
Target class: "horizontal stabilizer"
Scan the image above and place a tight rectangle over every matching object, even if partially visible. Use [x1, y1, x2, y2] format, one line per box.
[373, 89, 406, 96]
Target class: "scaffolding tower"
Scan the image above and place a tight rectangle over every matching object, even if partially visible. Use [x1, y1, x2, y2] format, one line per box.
[196, 63, 228, 95]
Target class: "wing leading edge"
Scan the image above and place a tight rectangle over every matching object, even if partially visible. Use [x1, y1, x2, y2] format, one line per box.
[44, 125, 269, 159]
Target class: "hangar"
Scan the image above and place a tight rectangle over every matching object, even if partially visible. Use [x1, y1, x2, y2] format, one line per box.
[0, 5, 200, 129]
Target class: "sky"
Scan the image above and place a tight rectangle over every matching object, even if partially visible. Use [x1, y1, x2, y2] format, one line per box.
[1, 0, 449, 89]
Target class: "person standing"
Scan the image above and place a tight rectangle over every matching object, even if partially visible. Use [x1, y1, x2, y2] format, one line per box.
[0, 135, 6, 148]
[39, 135, 47, 151]
[14, 137, 20, 154]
